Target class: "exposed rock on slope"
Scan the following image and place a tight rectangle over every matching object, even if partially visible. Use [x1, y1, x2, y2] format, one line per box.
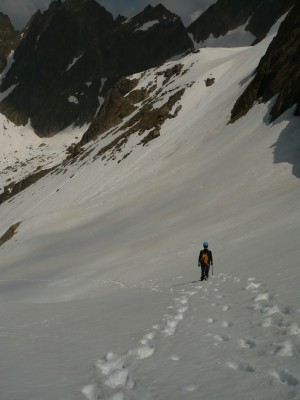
[0, 167, 55, 205]
[188, 0, 295, 45]
[0, 13, 20, 73]
[79, 64, 186, 149]
[0, 61, 188, 202]
[0, 1, 192, 137]
[247, 0, 295, 44]
[230, 2, 300, 123]
[0, 221, 21, 247]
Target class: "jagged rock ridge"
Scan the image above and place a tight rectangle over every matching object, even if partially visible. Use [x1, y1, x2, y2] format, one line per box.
[188, 0, 295, 45]
[0, 13, 20, 73]
[0, 0, 192, 137]
[230, 2, 300, 123]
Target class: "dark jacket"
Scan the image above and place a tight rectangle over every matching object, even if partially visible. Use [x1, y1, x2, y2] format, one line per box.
[198, 249, 213, 266]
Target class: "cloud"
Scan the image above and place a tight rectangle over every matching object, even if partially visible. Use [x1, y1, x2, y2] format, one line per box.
[0, 0, 216, 30]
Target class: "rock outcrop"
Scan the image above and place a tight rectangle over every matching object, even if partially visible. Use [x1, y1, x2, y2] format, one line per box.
[188, 0, 295, 45]
[230, 2, 300, 123]
[0, 13, 20, 73]
[0, 221, 21, 247]
[0, 1, 192, 137]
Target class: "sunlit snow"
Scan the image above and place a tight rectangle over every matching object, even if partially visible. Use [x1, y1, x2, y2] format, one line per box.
[0, 15, 299, 400]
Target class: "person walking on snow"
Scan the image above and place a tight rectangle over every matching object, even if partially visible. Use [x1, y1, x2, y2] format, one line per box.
[198, 242, 213, 281]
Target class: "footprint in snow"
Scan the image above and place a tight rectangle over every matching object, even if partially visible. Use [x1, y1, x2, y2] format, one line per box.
[214, 334, 230, 342]
[237, 338, 256, 349]
[264, 304, 290, 316]
[245, 281, 261, 291]
[269, 369, 299, 387]
[222, 305, 230, 311]
[183, 384, 198, 393]
[273, 340, 295, 357]
[261, 317, 273, 328]
[290, 323, 300, 335]
[254, 292, 270, 302]
[221, 321, 233, 328]
[226, 361, 255, 373]
[83, 289, 195, 399]
[207, 317, 217, 324]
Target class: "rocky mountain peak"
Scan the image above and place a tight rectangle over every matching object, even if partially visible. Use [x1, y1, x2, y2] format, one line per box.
[188, 0, 263, 43]
[0, 1, 192, 137]
[63, 0, 112, 18]
[0, 12, 20, 73]
[139, 4, 179, 20]
[188, 0, 296, 45]
[230, 1, 300, 123]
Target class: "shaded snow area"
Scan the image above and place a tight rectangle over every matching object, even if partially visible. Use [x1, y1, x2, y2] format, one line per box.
[201, 23, 256, 48]
[66, 56, 83, 72]
[0, 117, 87, 192]
[135, 20, 160, 32]
[0, 24, 300, 400]
[194, 14, 288, 49]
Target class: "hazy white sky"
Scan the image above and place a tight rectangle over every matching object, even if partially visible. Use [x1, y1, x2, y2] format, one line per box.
[0, 0, 215, 29]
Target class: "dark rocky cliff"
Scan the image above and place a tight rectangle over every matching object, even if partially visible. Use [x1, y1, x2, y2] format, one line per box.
[0, 13, 20, 73]
[188, 0, 295, 45]
[230, 2, 300, 123]
[0, 0, 192, 137]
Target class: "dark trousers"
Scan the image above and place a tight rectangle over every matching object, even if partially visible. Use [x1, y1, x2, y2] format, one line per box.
[200, 263, 210, 280]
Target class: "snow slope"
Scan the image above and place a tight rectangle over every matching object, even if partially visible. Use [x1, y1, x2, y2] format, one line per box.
[0, 24, 300, 400]
[0, 116, 86, 192]
[196, 22, 256, 48]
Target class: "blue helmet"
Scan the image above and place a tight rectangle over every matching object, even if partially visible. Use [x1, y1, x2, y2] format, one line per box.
[203, 242, 208, 248]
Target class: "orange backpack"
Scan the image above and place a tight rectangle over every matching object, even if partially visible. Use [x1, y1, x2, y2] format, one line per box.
[201, 252, 209, 265]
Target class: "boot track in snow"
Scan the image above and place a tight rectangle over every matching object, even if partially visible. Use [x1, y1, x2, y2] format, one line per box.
[82, 274, 300, 400]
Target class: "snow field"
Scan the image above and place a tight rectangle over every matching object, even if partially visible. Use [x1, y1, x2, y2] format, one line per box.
[82, 273, 300, 400]
[0, 115, 86, 192]
[0, 18, 299, 400]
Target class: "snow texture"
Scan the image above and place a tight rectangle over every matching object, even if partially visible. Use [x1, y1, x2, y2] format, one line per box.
[0, 15, 299, 400]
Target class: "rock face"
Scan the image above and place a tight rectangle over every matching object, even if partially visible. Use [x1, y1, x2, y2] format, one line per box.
[0, 13, 20, 73]
[79, 63, 186, 156]
[230, 2, 300, 123]
[188, 0, 295, 45]
[0, 0, 192, 137]
[0, 222, 21, 247]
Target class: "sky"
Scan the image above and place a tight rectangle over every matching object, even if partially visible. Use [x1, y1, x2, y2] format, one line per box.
[0, 0, 216, 30]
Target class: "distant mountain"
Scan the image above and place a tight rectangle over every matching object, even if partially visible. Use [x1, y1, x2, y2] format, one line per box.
[0, 0, 299, 140]
[230, 2, 300, 123]
[1, 0, 300, 204]
[0, 0, 192, 137]
[0, 12, 20, 73]
[188, 0, 295, 46]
